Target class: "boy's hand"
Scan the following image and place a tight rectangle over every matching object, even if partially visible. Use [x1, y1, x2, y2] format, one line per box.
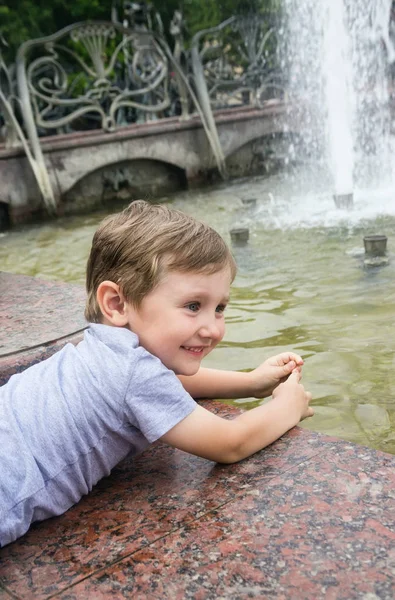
[249, 352, 304, 398]
[163, 367, 313, 464]
[272, 369, 314, 421]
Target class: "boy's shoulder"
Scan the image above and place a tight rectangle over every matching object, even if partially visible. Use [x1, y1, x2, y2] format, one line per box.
[82, 323, 189, 413]
[83, 323, 167, 379]
[86, 323, 139, 350]
[82, 323, 143, 376]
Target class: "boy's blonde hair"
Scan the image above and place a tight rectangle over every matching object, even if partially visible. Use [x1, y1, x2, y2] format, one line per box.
[85, 200, 237, 323]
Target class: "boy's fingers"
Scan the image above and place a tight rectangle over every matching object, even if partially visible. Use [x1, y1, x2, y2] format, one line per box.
[287, 352, 304, 365]
[277, 352, 302, 366]
[289, 368, 302, 382]
[283, 360, 296, 373]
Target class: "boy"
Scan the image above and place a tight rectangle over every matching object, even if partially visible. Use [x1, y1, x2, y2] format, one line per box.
[0, 200, 313, 547]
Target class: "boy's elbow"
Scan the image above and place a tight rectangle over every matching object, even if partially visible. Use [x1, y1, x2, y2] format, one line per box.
[213, 422, 251, 464]
[215, 452, 244, 465]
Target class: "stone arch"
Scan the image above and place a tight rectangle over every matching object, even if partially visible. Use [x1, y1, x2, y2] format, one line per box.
[218, 112, 300, 160]
[61, 158, 188, 214]
[0, 201, 10, 231]
[225, 131, 298, 178]
[48, 122, 207, 200]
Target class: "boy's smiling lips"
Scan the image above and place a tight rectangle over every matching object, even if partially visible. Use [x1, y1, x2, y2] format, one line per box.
[181, 345, 209, 355]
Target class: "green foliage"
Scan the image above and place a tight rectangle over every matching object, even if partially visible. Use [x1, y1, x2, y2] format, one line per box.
[0, 0, 112, 62]
[0, 0, 280, 63]
[182, 0, 280, 37]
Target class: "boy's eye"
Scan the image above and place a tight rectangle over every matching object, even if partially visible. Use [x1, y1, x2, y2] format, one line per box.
[216, 304, 227, 313]
[186, 302, 200, 312]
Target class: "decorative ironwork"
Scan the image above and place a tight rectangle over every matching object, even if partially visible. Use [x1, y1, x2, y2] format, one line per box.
[7, 9, 285, 214]
[191, 14, 284, 111]
[188, 15, 284, 181]
[169, 10, 191, 119]
[0, 37, 19, 147]
[17, 21, 178, 135]
[1, 37, 57, 212]
[13, 12, 231, 211]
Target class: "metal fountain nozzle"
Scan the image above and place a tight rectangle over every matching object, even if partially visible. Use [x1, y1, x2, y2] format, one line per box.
[333, 193, 353, 209]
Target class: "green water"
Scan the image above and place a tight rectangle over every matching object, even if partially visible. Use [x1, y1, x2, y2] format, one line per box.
[2, 167, 395, 453]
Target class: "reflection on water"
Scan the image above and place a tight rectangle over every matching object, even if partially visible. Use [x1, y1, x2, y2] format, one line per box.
[1, 165, 395, 453]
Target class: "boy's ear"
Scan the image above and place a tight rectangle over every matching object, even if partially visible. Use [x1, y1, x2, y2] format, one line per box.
[96, 281, 129, 327]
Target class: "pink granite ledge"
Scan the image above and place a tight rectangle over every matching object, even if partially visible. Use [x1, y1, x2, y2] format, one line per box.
[1, 273, 395, 599]
[0, 272, 87, 386]
[0, 405, 394, 599]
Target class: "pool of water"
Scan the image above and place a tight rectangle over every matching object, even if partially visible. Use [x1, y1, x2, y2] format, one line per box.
[2, 165, 395, 453]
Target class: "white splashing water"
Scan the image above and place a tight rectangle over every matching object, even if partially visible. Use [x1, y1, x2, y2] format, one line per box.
[323, 0, 354, 196]
[281, 0, 395, 198]
[226, 167, 395, 231]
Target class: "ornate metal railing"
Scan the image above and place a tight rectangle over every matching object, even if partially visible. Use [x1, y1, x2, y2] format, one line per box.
[0, 9, 283, 214]
[16, 21, 183, 136]
[13, 18, 206, 212]
[0, 39, 58, 211]
[188, 14, 284, 183]
[191, 14, 284, 112]
[0, 40, 19, 147]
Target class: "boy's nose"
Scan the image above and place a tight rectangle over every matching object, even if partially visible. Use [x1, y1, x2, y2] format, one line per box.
[199, 319, 223, 341]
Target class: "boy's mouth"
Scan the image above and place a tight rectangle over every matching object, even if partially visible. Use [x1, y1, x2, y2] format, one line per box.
[181, 345, 206, 355]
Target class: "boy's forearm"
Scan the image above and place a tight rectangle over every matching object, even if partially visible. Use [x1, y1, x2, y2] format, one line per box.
[178, 367, 254, 399]
[166, 371, 311, 464]
[161, 397, 302, 465]
[229, 399, 299, 462]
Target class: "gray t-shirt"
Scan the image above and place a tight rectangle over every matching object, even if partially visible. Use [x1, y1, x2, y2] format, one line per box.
[0, 324, 196, 546]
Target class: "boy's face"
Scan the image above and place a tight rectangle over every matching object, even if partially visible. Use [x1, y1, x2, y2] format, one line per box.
[125, 267, 232, 375]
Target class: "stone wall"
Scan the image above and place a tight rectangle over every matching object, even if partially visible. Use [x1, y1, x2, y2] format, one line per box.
[62, 159, 188, 214]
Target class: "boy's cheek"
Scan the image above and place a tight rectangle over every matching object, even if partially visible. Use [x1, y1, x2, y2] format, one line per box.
[210, 331, 225, 352]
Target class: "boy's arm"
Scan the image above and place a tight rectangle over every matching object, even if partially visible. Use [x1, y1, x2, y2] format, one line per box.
[162, 370, 313, 464]
[177, 353, 304, 399]
[178, 368, 255, 399]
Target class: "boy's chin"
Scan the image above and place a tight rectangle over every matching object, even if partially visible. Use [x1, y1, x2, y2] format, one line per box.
[172, 363, 201, 377]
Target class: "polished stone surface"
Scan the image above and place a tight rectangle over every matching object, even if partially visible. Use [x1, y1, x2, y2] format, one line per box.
[0, 403, 395, 599]
[0, 272, 86, 385]
[1, 273, 395, 599]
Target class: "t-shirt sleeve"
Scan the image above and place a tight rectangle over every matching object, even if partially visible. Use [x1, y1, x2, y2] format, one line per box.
[124, 351, 197, 443]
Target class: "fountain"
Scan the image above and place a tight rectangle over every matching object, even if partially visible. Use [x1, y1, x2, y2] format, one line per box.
[1, 1, 395, 454]
[281, 0, 395, 206]
[324, 0, 354, 207]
